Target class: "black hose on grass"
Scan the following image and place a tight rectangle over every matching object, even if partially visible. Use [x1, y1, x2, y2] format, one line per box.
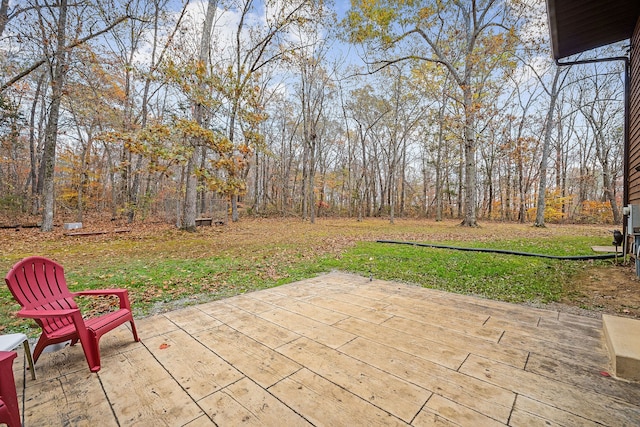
[376, 240, 618, 260]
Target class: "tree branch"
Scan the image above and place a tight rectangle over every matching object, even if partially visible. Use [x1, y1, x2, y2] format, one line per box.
[1, 14, 129, 92]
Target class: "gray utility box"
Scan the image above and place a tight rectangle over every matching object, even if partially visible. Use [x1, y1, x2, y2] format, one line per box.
[627, 205, 640, 235]
[624, 205, 640, 276]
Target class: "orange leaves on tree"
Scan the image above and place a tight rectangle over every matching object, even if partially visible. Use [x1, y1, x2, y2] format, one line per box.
[577, 200, 615, 224]
[237, 143, 252, 156]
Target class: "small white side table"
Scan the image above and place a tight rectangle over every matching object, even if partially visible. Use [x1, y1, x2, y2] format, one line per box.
[0, 333, 36, 380]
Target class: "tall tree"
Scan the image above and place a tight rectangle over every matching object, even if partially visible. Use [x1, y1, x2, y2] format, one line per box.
[219, 0, 315, 222]
[344, 0, 519, 226]
[288, 15, 334, 223]
[534, 65, 567, 227]
[576, 64, 624, 223]
[182, 0, 218, 232]
[378, 66, 425, 223]
[2, 1, 132, 229]
[1, 3, 129, 93]
[39, 0, 68, 231]
[413, 61, 458, 221]
[346, 85, 390, 218]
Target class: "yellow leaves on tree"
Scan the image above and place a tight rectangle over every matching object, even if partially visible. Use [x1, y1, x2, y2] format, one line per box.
[56, 148, 102, 211]
[524, 190, 617, 224]
[577, 200, 615, 224]
[163, 59, 221, 109]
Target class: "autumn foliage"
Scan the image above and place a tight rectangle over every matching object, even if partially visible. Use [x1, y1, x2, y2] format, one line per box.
[0, 0, 624, 227]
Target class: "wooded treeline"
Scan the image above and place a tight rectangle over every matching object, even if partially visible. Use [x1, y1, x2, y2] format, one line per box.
[0, 0, 626, 230]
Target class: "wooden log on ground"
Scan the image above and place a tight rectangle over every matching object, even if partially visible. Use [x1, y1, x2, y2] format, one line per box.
[195, 218, 213, 226]
[0, 224, 40, 229]
[64, 229, 131, 237]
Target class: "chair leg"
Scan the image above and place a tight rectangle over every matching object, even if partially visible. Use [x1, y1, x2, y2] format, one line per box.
[77, 330, 101, 373]
[0, 400, 20, 427]
[31, 335, 48, 365]
[23, 340, 36, 380]
[0, 352, 20, 427]
[129, 320, 140, 342]
[78, 338, 101, 373]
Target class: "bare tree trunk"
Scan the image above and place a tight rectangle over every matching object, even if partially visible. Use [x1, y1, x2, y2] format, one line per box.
[389, 163, 395, 224]
[182, 148, 199, 232]
[461, 86, 478, 226]
[602, 162, 621, 223]
[535, 67, 562, 227]
[176, 165, 185, 228]
[457, 141, 463, 220]
[76, 132, 93, 223]
[421, 159, 428, 216]
[183, 0, 217, 231]
[435, 103, 445, 221]
[28, 72, 45, 215]
[591, 123, 621, 223]
[309, 136, 316, 223]
[103, 142, 118, 218]
[505, 162, 512, 220]
[399, 140, 406, 216]
[0, 0, 9, 37]
[41, 0, 68, 232]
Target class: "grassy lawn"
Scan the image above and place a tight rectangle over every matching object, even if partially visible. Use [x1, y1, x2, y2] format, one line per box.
[0, 218, 617, 335]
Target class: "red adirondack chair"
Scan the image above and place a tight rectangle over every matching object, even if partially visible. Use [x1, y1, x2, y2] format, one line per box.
[4, 256, 140, 373]
[0, 351, 20, 427]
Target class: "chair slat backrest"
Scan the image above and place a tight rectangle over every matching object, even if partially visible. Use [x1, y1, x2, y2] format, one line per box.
[5, 257, 78, 334]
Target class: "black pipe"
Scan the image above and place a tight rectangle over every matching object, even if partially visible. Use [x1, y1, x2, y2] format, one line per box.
[376, 240, 618, 260]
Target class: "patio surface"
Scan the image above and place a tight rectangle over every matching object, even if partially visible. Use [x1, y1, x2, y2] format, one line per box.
[10, 272, 640, 426]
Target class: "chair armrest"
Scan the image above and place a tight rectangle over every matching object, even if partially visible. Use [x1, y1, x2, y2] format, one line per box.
[73, 289, 127, 297]
[18, 308, 80, 319]
[0, 351, 17, 363]
[19, 308, 88, 337]
[73, 289, 132, 310]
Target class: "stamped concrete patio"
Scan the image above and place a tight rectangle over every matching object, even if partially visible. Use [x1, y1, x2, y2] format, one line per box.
[11, 272, 640, 426]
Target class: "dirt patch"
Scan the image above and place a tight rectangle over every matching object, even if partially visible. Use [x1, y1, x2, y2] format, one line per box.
[556, 263, 640, 319]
